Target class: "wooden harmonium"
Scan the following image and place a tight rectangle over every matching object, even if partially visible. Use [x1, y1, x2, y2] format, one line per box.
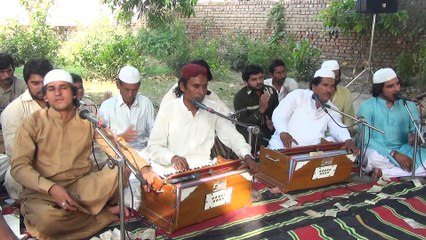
[139, 156, 252, 233]
[258, 142, 353, 193]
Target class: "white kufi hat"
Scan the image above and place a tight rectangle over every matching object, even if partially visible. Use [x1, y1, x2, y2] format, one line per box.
[373, 68, 397, 84]
[43, 69, 73, 86]
[118, 65, 141, 84]
[314, 68, 335, 79]
[321, 60, 340, 71]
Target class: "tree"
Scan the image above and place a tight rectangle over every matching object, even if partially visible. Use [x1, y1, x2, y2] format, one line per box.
[102, 0, 198, 28]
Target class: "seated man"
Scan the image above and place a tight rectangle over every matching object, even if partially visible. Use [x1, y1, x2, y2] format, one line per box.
[146, 64, 257, 175]
[1, 58, 53, 199]
[98, 65, 155, 155]
[321, 60, 355, 129]
[264, 59, 298, 101]
[358, 68, 426, 179]
[268, 68, 358, 155]
[0, 53, 27, 110]
[234, 64, 279, 152]
[11, 69, 157, 239]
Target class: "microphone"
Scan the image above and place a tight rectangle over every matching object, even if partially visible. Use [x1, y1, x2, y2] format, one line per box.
[312, 93, 328, 112]
[192, 99, 216, 113]
[397, 93, 415, 102]
[79, 109, 107, 128]
[229, 108, 248, 118]
[167, 172, 201, 184]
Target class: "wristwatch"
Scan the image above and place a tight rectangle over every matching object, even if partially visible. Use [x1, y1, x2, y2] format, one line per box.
[390, 150, 397, 158]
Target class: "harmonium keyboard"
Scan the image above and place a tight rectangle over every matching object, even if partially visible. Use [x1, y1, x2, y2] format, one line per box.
[139, 156, 252, 233]
[257, 142, 353, 193]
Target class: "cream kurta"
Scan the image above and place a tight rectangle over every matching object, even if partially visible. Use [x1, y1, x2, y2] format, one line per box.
[0, 89, 43, 199]
[146, 97, 251, 174]
[10, 108, 149, 239]
[269, 89, 351, 149]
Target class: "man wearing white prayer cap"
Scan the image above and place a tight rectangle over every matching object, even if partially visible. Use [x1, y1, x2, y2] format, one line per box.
[358, 67, 426, 181]
[321, 60, 355, 129]
[98, 65, 155, 154]
[268, 68, 358, 156]
[10, 68, 157, 239]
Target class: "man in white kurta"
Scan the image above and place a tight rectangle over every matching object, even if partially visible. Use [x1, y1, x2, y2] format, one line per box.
[98, 66, 155, 154]
[0, 58, 53, 199]
[146, 64, 257, 175]
[268, 68, 357, 153]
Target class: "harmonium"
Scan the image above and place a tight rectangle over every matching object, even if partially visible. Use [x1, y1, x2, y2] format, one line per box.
[257, 142, 353, 193]
[139, 156, 252, 233]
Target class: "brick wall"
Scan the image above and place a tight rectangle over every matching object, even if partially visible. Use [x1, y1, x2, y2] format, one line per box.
[184, 0, 426, 69]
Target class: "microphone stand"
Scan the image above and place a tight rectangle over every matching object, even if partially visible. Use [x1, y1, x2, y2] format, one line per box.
[195, 102, 261, 151]
[94, 126, 147, 240]
[324, 104, 384, 183]
[399, 100, 426, 184]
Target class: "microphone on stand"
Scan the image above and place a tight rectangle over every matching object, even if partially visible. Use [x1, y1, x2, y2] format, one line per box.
[396, 93, 414, 102]
[312, 93, 328, 112]
[192, 99, 216, 113]
[79, 109, 107, 128]
[229, 108, 248, 118]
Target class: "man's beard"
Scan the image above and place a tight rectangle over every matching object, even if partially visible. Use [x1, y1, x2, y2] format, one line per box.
[30, 91, 44, 101]
[248, 84, 264, 92]
[274, 77, 285, 85]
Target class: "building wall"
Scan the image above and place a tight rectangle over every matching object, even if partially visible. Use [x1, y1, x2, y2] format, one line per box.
[184, 0, 425, 69]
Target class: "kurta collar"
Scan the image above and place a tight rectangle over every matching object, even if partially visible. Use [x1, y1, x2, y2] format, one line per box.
[116, 94, 139, 108]
[21, 89, 34, 102]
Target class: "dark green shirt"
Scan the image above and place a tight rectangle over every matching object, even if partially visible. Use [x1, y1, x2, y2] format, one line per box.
[233, 85, 279, 150]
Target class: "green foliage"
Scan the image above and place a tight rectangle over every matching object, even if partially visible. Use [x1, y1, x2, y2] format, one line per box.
[285, 38, 322, 82]
[136, 22, 190, 75]
[102, 0, 198, 28]
[0, 0, 60, 66]
[59, 19, 144, 80]
[397, 39, 426, 86]
[318, 0, 410, 38]
[220, 33, 250, 71]
[267, 3, 286, 44]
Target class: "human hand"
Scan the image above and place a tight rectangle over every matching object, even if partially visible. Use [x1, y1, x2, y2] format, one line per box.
[171, 156, 189, 171]
[259, 91, 270, 113]
[118, 125, 137, 142]
[238, 155, 258, 174]
[140, 166, 159, 192]
[48, 184, 81, 211]
[343, 139, 359, 156]
[279, 132, 298, 148]
[394, 152, 413, 172]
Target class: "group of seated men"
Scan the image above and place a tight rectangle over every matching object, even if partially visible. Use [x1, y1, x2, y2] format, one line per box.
[0, 52, 424, 239]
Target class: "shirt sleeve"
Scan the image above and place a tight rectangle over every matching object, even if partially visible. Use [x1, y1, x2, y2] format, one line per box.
[271, 90, 301, 134]
[327, 108, 351, 142]
[10, 116, 55, 194]
[285, 78, 299, 92]
[145, 107, 177, 166]
[1, 102, 23, 157]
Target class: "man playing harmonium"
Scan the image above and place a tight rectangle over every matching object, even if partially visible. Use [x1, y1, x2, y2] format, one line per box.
[268, 68, 358, 155]
[145, 63, 258, 175]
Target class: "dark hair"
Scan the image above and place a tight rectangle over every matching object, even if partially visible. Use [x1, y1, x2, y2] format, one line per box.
[268, 59, 286, 74]
[42, 83, 80, 108]
[309, 76, 323, 90]
[71, 73, 83, 84]
[372, 83, 385, 97]
[173, 76, 186, 98]
[190, 59, 212, 81]
[242, 64, 263, 81]
[0, 53, 15, 70]
[23, 58, 53, 83]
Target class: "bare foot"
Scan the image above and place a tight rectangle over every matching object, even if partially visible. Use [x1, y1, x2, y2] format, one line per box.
[371, 168, 382, 183]
[107, 205, 129, 217]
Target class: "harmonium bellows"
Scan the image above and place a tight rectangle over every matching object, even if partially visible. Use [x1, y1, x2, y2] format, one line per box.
[139, 156, 252, 233]
[257, 142, 353, 193]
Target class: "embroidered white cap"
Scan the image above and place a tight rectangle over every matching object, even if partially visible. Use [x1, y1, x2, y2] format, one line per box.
[373, 68, 397, 84]
[43, 69, 73, 86]
[314, 68, 335, 79]
[321, 60, 340, 71]
[118, 65, 141, 84]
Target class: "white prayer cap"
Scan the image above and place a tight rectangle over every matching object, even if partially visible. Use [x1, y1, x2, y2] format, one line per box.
[321, 60, 340, 71]
[118, 65, 140, 84]
[43, 69, 73, 86]
[373, 68, 397, 84]
[314, 68, 335, 79]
